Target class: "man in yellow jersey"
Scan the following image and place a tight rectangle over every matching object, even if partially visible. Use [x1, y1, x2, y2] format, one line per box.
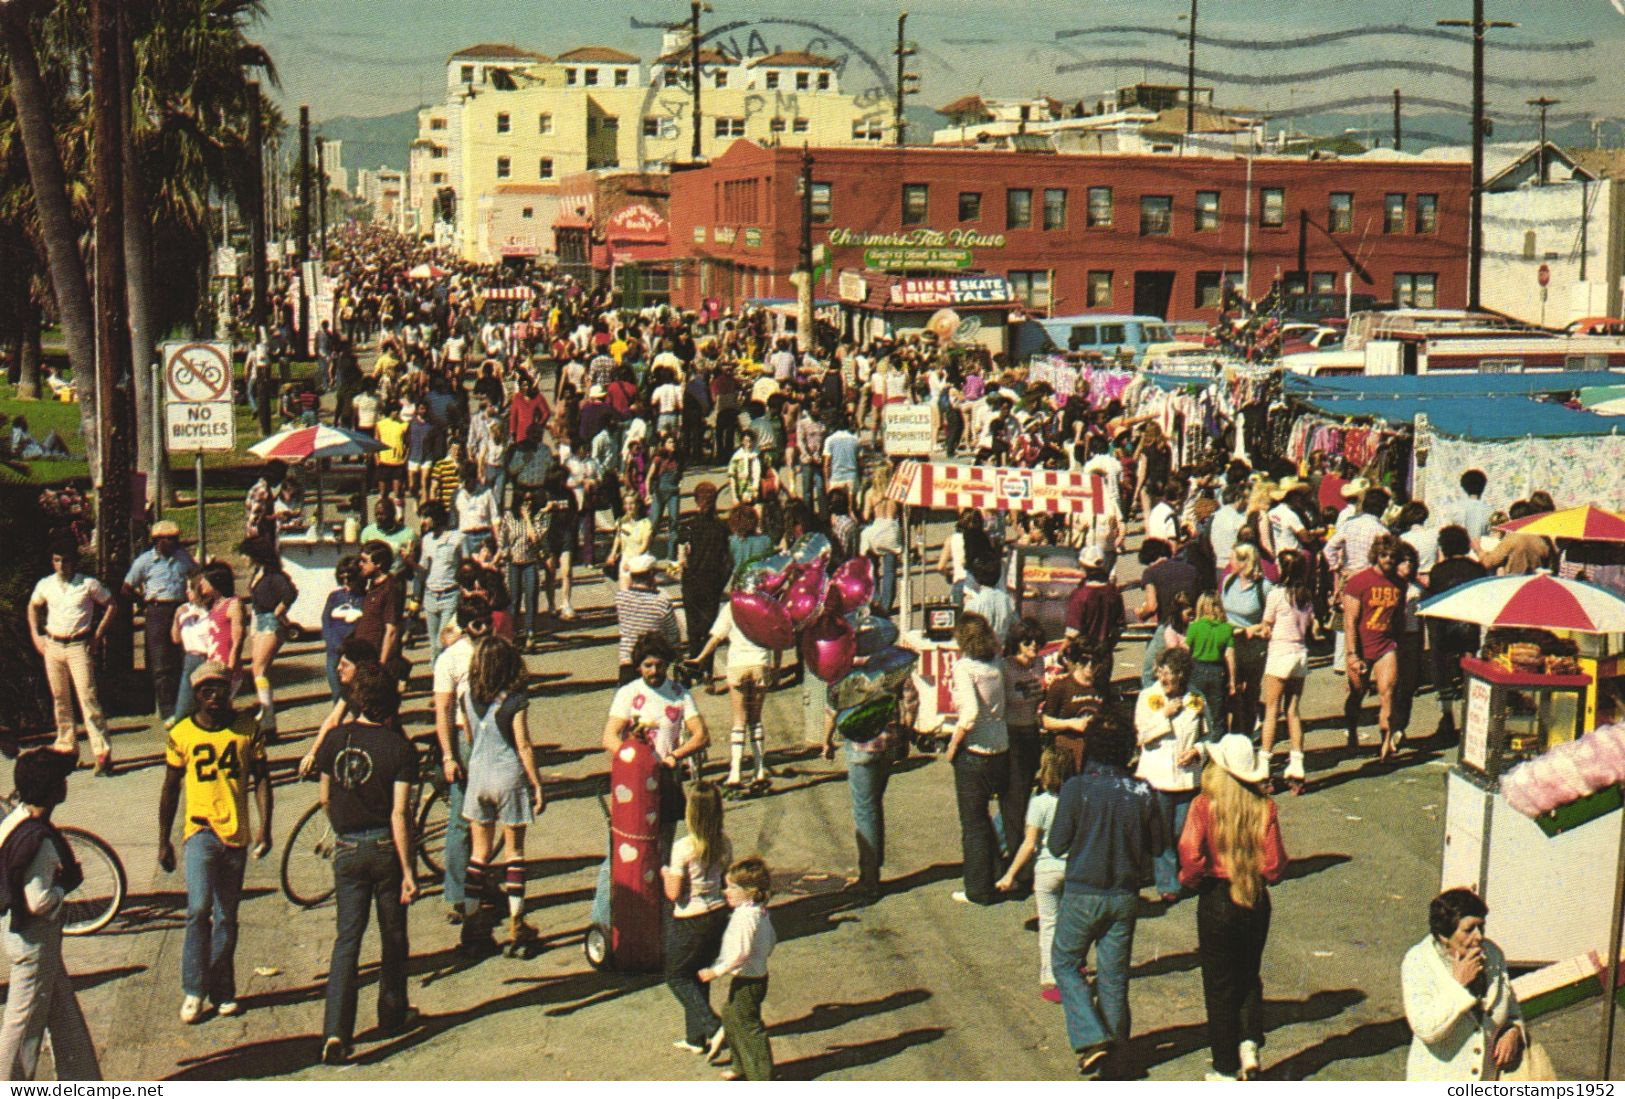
[157, 661, 273, 1025]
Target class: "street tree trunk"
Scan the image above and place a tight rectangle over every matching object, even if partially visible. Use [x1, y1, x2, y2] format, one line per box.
[119, 10, 161, 510]
[0, 6, 99, 471]
[16, 292, 41, 400]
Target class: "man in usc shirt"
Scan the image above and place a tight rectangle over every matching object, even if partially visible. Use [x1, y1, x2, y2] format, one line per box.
[1342, 533, 1404, 761]
[157, 661, 273, 1025]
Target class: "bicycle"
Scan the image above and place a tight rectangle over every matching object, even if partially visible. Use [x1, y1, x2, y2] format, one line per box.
[0, 793, 127, 936]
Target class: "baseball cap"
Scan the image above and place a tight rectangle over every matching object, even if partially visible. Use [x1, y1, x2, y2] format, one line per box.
[190, 660, 232, 688]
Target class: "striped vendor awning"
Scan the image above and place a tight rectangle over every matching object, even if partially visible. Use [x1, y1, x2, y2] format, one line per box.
[887, 461, 1106, 516]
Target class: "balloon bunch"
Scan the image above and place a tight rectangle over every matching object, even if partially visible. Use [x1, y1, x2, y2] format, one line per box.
[729, 534, 919, 742]
[1501, 721, 1625, 819]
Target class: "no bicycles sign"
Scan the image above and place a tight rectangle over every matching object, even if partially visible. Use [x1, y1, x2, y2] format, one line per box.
[163, 341, 232, 403]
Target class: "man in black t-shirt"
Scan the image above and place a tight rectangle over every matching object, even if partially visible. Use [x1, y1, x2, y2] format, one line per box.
[1426, 524, 1489, 744]
[1136, 540, 1200, 687]
[314, 665, 416, 1065]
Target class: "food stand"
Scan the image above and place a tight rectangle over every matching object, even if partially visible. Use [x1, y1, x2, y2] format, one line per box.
[885, 460, 1106, 733]
[1427, 574, 1625, 967]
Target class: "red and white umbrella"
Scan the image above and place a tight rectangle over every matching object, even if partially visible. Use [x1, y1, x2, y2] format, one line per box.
[248, 424, 384, 461]
[407, 262, 448, 280]
[1419, 571, 1625, 634]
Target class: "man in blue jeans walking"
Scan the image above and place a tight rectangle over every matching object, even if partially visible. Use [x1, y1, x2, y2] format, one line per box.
[821, 695, 902, 901]
[157, 661, 273, 1024]
[1047, 725, 1163, 1077]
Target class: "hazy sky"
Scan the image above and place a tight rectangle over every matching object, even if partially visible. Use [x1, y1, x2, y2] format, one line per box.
[258, 0, 1625, 140]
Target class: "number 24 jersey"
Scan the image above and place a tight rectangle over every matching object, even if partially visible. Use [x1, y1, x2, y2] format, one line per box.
[165, 715, 265, 846]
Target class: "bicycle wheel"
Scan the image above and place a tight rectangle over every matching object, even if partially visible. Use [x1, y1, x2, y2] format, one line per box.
[280, 802, 338, 908]
[416, 787, 448, 879]
[59, 827, 125, 936]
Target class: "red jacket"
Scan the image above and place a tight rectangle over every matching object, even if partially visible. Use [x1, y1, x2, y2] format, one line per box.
[1177, 793, 1289, 891]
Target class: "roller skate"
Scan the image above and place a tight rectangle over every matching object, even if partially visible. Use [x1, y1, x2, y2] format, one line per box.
[502, 914, 541, 958]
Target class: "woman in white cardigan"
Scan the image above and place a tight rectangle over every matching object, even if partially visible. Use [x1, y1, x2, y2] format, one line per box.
[1134, 647, 1209, 904]
[1402, 888, 1526, 1081]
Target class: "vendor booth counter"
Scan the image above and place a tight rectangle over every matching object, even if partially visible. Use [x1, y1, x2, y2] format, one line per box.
[278, 526, 350, 638]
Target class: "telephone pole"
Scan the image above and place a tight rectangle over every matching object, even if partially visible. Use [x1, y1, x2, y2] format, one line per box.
[1439, 1, 1517, 311]
[246, 79, 270, 435]
[316, 135, 328, 259]
[1185, 0, 1198, 135]
[795, 145, 814, 352]
[297, 104, 311, 354]
[1528, 95, 1560, 185]
[689, 1, 711, 162]
[894, 13, 918, 147]
[1393, 88, 1402, 151]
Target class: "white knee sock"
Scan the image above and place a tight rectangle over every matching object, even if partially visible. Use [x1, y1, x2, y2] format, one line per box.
[727, 728, 745, 784]
[1287, 750, 1306, 779]
[750, 725, 767, 780]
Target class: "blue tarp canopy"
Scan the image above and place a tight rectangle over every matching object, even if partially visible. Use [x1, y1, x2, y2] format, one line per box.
[1283, 371, 1625, 400]
[1293, 394, 1622, 440]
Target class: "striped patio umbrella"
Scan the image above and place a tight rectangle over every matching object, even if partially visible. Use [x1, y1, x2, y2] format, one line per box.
[1495, 505, 1625, 544]
[249, 425, 384, 533]
[1418, 572, 1625, 634]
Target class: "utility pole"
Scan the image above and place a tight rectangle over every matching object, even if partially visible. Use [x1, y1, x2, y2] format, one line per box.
[1527, 95, 1560, 185]
[894, 13, 918, 147]
[317, 136, 328, 260]
[795, 145, 814, 352]
[1185, 0, 1198, 136]
[91, 0, 135, 677]
[1393, 88, 1402, 151]
[246, 79, 270, 436]
[1439, 2, 1517, 311]
[297, 104, 311, 356]
[688, 0, 711, 163]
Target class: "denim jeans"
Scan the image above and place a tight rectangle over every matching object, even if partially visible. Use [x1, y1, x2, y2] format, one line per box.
[798, 466, 825, 517]
[1053, 889, 1138, 1054]
[951, 751, 1009, 903]
[324, 831, 408, 1045]
[665, 907, 729, 1045]
[1141, 625, 1168, 689]
[424, 587, 461, 665]
[578, 512, 597, 567]
[1189, 660, 1228, 742]
[650, 487, 681, 561]
[508, 563, 540, 637]
[874, 553, 898, 614]
[183, 830, 248, 1003]
[172, 652, 206, 723]
[846, 743, 893, 887]
[325, 647, 343, 702]
[443, 779, 471, 910]
[1151, 789, 1195, 896]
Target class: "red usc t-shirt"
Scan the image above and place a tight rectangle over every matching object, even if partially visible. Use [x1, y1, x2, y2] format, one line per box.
[1344, 567, 1401, 660]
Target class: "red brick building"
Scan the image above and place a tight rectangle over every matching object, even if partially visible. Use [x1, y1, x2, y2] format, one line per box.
[666, 141, 1472, 322]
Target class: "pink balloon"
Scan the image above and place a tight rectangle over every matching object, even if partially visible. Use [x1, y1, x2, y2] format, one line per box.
[731, 590, 794, 651]
[781, 563, 828, 629]
[826, 557, 876, 615]
[801, 610, 857, 683]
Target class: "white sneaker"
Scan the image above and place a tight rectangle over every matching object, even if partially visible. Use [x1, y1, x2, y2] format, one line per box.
[1239, 1040, 1261, 1079]
[180, 995, 205, 1024]
[215, 1000, 241, 1017]
[1205, 1071, 1237, 1082]
[951, 890, 972, 904]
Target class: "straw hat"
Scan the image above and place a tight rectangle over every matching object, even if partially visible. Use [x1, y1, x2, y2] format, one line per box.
[1209, 733, 1271, 785]
[1340, 477, 1371, 499]
[1269, 477, 1307, 502]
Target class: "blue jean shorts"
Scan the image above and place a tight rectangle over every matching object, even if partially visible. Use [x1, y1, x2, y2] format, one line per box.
[253, 610, 280, 635]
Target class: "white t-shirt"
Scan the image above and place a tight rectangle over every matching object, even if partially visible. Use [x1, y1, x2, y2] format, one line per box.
[709, 602, 769, 671]
[1146, 501, 1179, 544]
[1403, 527, 1441, 577]
[668, 833, 733, 919]
[29, 573, 111, 638]
[653, 383, 683, 415]
[1268, 502, 1305, 552]
[608, 677, 698, 759]
[433, 635, 475, 731]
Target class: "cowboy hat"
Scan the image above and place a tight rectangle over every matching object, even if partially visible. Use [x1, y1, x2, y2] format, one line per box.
[1269, 477, 1307, 501]
[1340, 477, 1371, 499]
[1209, 733, 1271, 785]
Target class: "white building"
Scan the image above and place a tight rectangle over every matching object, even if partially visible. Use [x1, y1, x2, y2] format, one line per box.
[931, 84, 1261, 156]
[319, 139, 348, 197]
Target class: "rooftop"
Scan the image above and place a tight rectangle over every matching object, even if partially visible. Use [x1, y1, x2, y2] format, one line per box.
[747, 51, 839, 68]
[656, 46, 730, 65]
[937, 94, 992, 119]
[450, 44, 550, 62]
[556, 46, 641, 64]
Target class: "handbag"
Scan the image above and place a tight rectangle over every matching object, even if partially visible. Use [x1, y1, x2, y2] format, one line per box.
[1498, 1037, 1556, 1082]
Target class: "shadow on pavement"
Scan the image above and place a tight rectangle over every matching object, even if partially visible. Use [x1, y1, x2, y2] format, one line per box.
[1261, 1015, 1410, 1080]
[1124, 987, 1366, 1079]
[770, 988, 932, 1039]
[1277, 853, 1353, 884]
[774, 1026, 948, 1080]
[106, 887, 276, 937]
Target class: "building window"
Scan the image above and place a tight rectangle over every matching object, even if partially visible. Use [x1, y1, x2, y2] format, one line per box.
[1261, 187, 1285, 227]
[769, 117, 786, 133]
[538, 113, 553, 135]
[565, 68, 577, 85]
[1195, 190, 1219, 231]
[521, 207, 534, 219]
[1329, 192, 1353, 233]
[796, 72, 810, 91]
[1416, 194, 1438, 233]
[460, 65, 475, 84]
[1043, 188, 1067, 231]
[714, 70, 728, 89]
[430, 117, 447, 131]
[538, 158, 553, 179]
[1195, 271, 1223, 308]
[496, 112, 510, 133]
[792, 118, 809, 134]
[602, 116, 618, 131]
[1087, 270, 1113, 307]
[1006, 188, 1032, 230]
[496, 157, 510, 179]
[1394, 273, 1438, 308]
[817, 72, 830, 90]
[902, 184, 929, 226]
[714, 117, 746, 138]
[959, 192, 982, 222]
[852, 118, 884, 141]
[810, 182, 832, 223]
[1139, 194, 1172, 236]
[1523, 231, 1537, 260]
[584, 68, 599, 86]
[643, 116, 661, 137]
[766, 71, 780, 89]
[1008, 270, 1052, 310]
[1384, 193, 1405, 234]
[1087, 186, 1113, 228]
[1312, 272, 1336, 294]
[431, 172, 446, 184]
[1284, 273, 1307, 295]
[430, 146, 446, 159]
[615, 68, 629, 87]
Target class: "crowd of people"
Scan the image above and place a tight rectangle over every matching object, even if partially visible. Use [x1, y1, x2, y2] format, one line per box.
[9, 223, 1584, 1082]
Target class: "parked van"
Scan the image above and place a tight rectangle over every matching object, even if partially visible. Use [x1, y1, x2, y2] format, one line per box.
[1015, 314, 1178, 365]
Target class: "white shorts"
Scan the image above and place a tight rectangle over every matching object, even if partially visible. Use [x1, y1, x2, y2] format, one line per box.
[1265, 650, 1308, 680]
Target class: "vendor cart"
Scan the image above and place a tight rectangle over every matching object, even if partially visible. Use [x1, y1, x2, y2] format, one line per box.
[278, 528, 350, 638]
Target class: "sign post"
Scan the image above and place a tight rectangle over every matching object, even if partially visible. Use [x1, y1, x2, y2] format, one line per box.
[162, 341, 235, 555]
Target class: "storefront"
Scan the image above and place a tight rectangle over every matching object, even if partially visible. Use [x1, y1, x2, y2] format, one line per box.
[605, 203, 672, 309]
[837, 271, 1016, 355]
[666, 140, 1472, 322]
